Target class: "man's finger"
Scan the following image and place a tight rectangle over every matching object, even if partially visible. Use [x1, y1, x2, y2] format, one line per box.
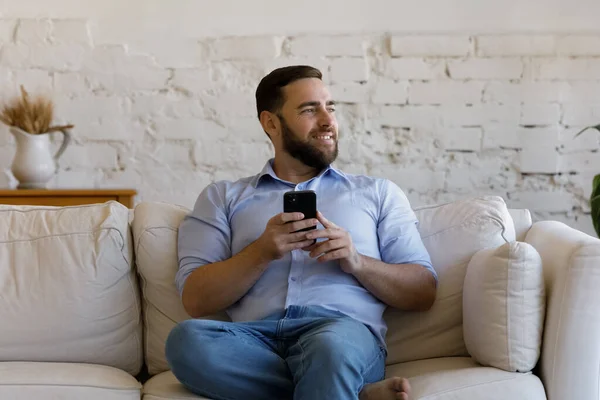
[316, 211, 337, 229]
[302, 242, 318, 252]
[287, 219, 318, 233]
[285, 239, 316, 252]
[309, 238, 345, 258]
[305, 228, 341, 240]
[278, 212, 304, 224]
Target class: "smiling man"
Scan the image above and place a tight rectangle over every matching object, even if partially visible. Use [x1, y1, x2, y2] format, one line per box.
[166, 65, 438, 400]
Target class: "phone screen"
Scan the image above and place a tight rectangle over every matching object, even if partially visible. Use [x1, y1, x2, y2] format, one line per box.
[283, 190, 317, 232]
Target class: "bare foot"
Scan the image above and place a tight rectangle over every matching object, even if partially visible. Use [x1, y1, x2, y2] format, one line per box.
[359, 377, 411, 400]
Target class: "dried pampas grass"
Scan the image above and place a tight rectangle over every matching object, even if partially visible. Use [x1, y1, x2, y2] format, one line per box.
[0, 85, 74, 135]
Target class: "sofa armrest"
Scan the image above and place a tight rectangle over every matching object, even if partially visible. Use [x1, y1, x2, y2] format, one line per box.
[525, 221, 600, 400]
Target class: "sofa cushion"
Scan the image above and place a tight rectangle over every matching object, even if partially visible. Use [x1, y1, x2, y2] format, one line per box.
[508, 209, 532, 241]
[142, 371, 208, 399]
[384, 196, 516, 365]
[386, 357, 546, 400]
[0, 202, 142, 375]
[132, 202, 229, 375]
[463, 241, 545, 372]
[142, 357, 546, 400]
[0, 361, 141, 400]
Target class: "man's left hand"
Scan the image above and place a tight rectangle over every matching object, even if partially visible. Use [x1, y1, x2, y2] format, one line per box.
[305, 211, 363, 274]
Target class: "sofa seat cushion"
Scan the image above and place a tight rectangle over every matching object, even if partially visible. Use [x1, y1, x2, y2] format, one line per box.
[142, 372, 208, 399]
[386, 357, 546, 400]
[0, 361, 141, 400]
[143, 357, 546, 400]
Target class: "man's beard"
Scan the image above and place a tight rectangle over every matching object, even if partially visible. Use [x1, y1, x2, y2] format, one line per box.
[280, 117, 339, 170]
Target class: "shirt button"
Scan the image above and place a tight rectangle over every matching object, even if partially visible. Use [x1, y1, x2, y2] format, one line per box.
[290, 277, 297, 282]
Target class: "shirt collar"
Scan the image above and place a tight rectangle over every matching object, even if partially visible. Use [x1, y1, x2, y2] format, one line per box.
[252, 158, 349, 188]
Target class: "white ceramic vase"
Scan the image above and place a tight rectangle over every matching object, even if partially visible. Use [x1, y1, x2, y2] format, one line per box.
[9, 126, 71, 189]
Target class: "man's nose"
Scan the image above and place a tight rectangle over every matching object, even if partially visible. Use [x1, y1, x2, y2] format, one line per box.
[318, 109, 335, 127]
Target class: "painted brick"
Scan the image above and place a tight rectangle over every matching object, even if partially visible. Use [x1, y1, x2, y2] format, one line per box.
[0, 19, 16, 44]
[520, 104, 561, 126]
[129, 39, 207, 68]
[59, 143, 119, 169]
[11, 69, 53, 94]
[409, 81, 484, 105]
[2, 44, 86, 70]
[15, 19, 52, 44]
[509, 191, 575, 212]
[557, 35, 600, 56]
[391, 35, 471, 57]
[483, 82, 566, 104]
[371, 81, 409, 104]
[534, 58, 600, 80]
[518, 127, 561, 150]
[441, 128, 482, 151]
[330, 83, 369, 103]
[476, 35, 555, 56]
[49, 169, 103, 188]
[562, 83, 600, 103]
[369, 165, 446, 193]
[53, 72, 89, 94]
[210, 36, 283, 60]
[154, 118, 228, 140]
[51, 20, 91, 45]
[443, 105, 520, 127]
[76, 119, 147, 141]
[386, 58, 446, 80]
[378, 105, 441, 128]
[54, 96, 127, 126]
[559, 152, 600, 173]
[559, 126, 600, 153]
[482, 125, 519, 149]
[562, 104, 600, 127]
[330, 58, 369, 83]
[519, 148, 560, 174]
[170, 68, 212, 94]
[448, 59, 523, 80]
[289, 35, 364, 57]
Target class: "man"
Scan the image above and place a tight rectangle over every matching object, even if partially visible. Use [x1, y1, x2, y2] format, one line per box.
[166, 65, 437, 400]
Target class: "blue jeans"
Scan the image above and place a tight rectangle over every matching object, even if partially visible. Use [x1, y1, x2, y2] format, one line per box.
[165, 305, 387, 400]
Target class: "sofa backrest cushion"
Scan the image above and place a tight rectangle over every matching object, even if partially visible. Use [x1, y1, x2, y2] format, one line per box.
[383, 196, 516, 365]
[132, 202, 229, 375]
[463, 241, 545, 372]
[0, 202, 142, 376]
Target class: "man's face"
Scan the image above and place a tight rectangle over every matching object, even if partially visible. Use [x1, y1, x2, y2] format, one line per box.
[277, 78, 339, 169]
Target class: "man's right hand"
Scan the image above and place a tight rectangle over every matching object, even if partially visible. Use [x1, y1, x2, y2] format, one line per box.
[254, 212, 317, 262]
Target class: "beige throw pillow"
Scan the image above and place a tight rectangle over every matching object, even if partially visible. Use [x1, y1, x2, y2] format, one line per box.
[463, 241, 545, 372]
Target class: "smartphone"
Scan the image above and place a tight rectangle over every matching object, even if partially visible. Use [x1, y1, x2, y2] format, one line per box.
[283, 190, 317, 233]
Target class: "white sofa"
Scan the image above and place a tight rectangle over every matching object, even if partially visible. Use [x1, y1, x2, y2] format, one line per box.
[0, 195, 598, 400]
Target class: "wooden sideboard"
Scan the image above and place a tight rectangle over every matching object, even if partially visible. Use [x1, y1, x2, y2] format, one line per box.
[0, 189, 137, 208]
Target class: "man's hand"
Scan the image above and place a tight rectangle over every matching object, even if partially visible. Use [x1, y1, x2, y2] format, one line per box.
[254, 212, 317, 262]
[305, 211, 363, 274]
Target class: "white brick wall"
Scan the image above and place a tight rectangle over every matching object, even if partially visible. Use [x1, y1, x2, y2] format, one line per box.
[0, 20, 599, 236]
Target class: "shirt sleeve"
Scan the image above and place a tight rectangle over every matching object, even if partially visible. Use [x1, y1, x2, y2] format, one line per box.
[377, 179, 438, 284]
[175, 182, 232, 296]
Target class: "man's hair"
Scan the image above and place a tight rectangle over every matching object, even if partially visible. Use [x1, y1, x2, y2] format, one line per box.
[255, 65, 322, 120]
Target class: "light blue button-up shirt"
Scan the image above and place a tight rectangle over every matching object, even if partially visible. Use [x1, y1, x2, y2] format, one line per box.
[176, 159, 436, 346]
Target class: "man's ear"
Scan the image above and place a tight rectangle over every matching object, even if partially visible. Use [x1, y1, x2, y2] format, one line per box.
[259, 111, 280, 139]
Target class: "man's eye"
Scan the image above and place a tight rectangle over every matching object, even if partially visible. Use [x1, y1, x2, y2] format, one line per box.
[303, 108, 315, 113]
[327, 108, 336, 113]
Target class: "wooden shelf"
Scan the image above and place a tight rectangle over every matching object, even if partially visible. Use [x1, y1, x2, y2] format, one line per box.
[0, 189, 137, 208]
